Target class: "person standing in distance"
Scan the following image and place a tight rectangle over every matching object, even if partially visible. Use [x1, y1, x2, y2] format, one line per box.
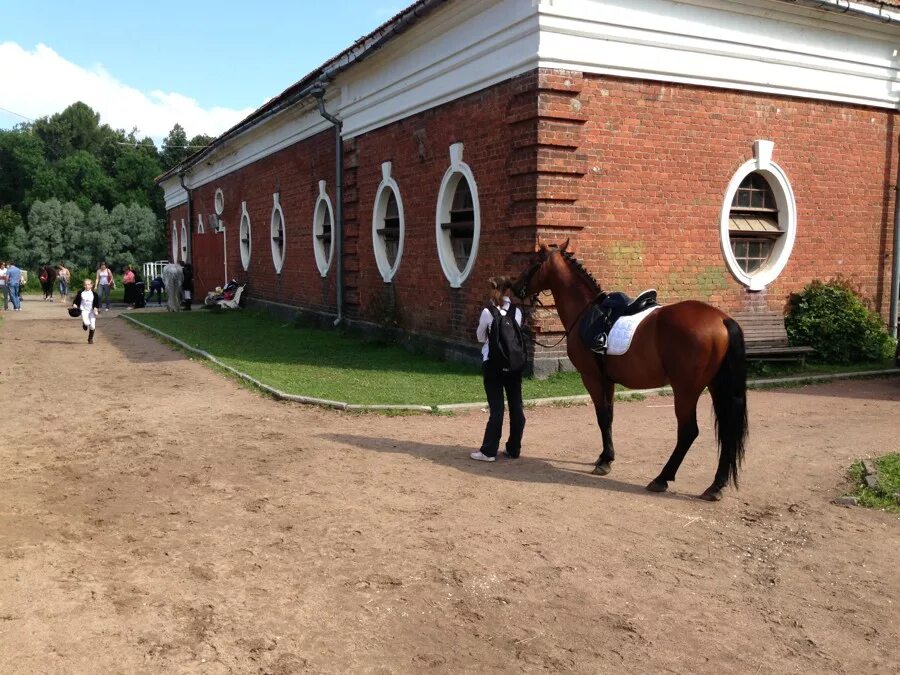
[470, 276, 528, 463]
[72, 278, 100, 344]
[57, 264, 71, 303]
[6, 261, 22, 311]
[95, 262, 115, 311]
[0, 261, 8, 311]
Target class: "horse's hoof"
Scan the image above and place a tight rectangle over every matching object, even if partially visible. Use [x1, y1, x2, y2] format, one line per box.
[646, 480, 668, 493]
[698, 488, 723, 502]
[593, 461, 612, 476]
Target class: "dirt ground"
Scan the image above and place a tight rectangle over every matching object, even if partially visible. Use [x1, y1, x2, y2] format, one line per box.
[1, 298, 898, 674]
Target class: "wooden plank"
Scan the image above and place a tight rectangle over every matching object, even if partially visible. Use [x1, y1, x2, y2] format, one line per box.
[732, 311, 814, 362]
[746, 346, 815, 355]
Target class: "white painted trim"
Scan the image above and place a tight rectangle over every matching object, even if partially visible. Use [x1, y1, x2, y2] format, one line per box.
[371, 162, 405, 283]
[719, 145, 797, 291]
[537, 0, 900, 110]
[164, 0, 538, 201]
[337, 0, 541, 139]
[162, 0, 900, 214]
[313, 181, 335, 278]
[239, 201, 252, 271]
[271, 193, 286, 274]
[171, 222, 178, 262]
[197, 213, 205, 234]
[180, 219, 188, 262]
[435, 143, 481, 288]
[214, 188, 225, 216]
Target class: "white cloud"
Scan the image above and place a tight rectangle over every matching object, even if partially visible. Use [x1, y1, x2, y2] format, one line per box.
[0, 42, 254, 143]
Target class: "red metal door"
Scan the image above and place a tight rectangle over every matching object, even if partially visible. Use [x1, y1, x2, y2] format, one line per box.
[192, 229, 225, 299]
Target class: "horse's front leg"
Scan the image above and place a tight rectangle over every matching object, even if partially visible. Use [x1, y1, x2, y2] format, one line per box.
[582, 373, 616, 475]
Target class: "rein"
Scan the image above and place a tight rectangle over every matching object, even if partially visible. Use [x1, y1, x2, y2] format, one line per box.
[529, 295, 596, 349]
[518, 248, 601, 350]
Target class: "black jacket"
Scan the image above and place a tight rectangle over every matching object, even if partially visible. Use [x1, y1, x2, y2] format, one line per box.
[73, 290, 100, 311]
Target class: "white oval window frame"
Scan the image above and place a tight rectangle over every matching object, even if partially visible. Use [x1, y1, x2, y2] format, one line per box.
[372, 161, 405, 283]
[270, 193, 286, 274]
[435, 142, 480, 288]
[313, 180, 335, 278]
[719, 141, 797, 292]
[171, 222, 178, 261]
[180, 219, 188, 262]
[214, 188, 225, 216]
[239, 201, 252, 271]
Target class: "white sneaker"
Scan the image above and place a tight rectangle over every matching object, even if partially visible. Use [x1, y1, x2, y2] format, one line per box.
[470, 452, 496, 462]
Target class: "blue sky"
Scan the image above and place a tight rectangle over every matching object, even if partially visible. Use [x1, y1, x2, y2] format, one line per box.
[0, 0, 408, 141]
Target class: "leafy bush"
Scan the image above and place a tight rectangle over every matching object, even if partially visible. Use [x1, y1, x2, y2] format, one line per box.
[786, 279, 896, 363]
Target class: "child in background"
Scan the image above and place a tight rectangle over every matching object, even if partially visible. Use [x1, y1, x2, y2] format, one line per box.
[72, 279, 100, 344]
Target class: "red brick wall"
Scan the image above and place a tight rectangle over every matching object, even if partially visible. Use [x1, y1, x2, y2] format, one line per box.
[167, 68, 898, 352]
[171, 73, 541, 342]
[184, 128, 338, 312]
[566, 73, 897, 319]
[166, 204, 188, 264]
[350, 73, 538, 341]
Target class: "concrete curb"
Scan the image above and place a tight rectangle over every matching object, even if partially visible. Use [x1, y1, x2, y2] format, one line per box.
[122, 315, 900, 413]
[745, 369, 900, 388]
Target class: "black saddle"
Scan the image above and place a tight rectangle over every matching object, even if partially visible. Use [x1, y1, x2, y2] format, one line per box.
[578, 289, 658, 355]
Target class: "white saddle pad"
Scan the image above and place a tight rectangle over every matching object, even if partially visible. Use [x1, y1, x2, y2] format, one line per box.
[606, 305, 661, 356]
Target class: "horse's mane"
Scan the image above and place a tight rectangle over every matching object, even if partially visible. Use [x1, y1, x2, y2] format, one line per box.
[560, 250, 602, 293]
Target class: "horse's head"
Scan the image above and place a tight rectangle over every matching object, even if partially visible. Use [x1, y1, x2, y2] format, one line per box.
[512, 238, 570, 301]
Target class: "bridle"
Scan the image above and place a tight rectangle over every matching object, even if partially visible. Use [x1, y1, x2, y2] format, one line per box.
[516, 249, 597, 349]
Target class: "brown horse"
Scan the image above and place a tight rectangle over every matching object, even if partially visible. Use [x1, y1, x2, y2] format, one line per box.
[514, 240, 747, 501]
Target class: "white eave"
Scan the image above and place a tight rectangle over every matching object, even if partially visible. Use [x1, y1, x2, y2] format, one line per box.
[163, 0, 900, 210]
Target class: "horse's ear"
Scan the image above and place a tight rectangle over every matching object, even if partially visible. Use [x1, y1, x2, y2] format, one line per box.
[534, 236, 543, 253]
[561, 238, 570, 252]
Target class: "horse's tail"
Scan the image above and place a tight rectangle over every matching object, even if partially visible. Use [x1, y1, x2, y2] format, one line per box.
[710, 318, 748, 488]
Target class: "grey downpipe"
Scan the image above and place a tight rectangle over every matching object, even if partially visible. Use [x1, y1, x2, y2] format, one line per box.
[891, 173, 900, 339]
[179, 173, 192, 263]
[313, 86, 344, 326]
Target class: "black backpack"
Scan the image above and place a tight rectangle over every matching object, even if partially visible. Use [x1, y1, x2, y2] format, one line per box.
[487, 305, 527, 372]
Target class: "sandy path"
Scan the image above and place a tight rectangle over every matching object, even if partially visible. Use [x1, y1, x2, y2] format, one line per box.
[1, 298, 898, 674]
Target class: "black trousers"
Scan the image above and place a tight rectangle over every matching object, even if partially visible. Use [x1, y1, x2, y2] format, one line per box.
[479, 363, 526, 458]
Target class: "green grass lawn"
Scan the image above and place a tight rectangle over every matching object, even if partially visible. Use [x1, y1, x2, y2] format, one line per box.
[847, 453, 900, 513]
[132, 311, 589, 405]
[129, 310, 897, 407]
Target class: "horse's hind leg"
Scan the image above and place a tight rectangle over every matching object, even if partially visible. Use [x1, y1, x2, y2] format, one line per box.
[584, 375, 616, 476]
[646, 387, 701, 493]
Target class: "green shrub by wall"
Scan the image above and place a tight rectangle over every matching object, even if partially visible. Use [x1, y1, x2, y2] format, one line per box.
[786, 279, 895, 363]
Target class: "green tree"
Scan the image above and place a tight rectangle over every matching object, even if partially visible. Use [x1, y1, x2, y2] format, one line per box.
[188, 133, 214, 152]
[105, 203, 162, 268]
[81, 204, 113, 268]
[0, 205, 23, 257]
[0, 127, 46, 218]
[112, 144, 163, 211]
[26, 199, 84, 267]
[161, 123, 189, 170]
[29, 151, 114, 212]
[32, 102, 104, 161]
[4, 224, 28, 264]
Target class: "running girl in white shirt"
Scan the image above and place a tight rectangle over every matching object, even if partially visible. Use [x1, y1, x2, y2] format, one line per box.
[72, 279, 100, 344]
